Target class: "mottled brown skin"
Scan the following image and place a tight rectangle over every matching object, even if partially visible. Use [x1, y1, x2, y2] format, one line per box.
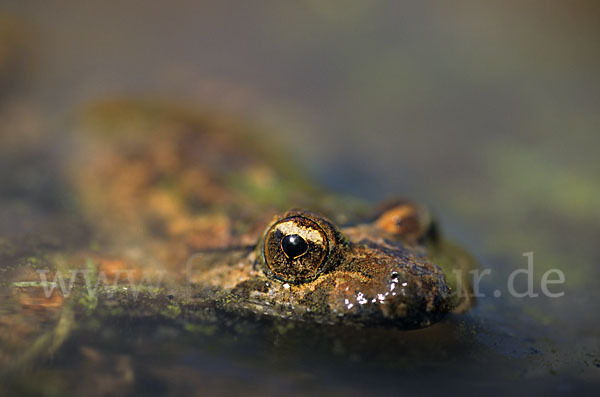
[1, 101, 474, 373]
[65, 101, 472, 328]
[190, 205, 458, 328]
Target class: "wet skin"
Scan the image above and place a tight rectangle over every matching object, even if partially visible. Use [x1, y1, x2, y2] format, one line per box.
[1, 101, 474, 372]
[192, 204, 471, 328]
[61, 102, 474, 329]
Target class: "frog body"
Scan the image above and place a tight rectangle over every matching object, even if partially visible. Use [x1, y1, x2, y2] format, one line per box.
[67, 101, 474, 328]
[1, 101, 474, 373]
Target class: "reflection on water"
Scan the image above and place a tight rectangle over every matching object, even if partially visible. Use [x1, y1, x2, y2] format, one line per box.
[1, 1, 599, 395]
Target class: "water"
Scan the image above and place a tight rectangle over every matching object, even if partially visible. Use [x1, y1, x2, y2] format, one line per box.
[1, 1, 599, 395]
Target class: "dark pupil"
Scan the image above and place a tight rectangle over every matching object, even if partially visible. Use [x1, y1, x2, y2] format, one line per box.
[281, 234, 308, 259]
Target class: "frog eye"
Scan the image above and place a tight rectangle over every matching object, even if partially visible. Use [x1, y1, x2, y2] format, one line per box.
[374, 201, 433, 243]
[262, 215, 329, 283]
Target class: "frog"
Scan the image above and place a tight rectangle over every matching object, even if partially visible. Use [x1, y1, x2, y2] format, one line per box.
[64, 100, 474, 329]
[1, 100, 474, 379]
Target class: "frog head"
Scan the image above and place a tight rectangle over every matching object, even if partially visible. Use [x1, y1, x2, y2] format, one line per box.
[251, 202, 458, 328]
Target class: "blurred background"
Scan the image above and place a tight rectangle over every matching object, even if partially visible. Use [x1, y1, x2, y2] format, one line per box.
[1, 0, 599, 394]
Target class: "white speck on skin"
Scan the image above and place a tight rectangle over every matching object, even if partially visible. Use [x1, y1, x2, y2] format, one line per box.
[283, 283, 290, 289]
[356, 292, 368, 305]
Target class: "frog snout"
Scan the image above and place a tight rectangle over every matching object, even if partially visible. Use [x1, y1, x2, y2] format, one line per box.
[378, 267, 451, 327]
[331, 259, 452, 328]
